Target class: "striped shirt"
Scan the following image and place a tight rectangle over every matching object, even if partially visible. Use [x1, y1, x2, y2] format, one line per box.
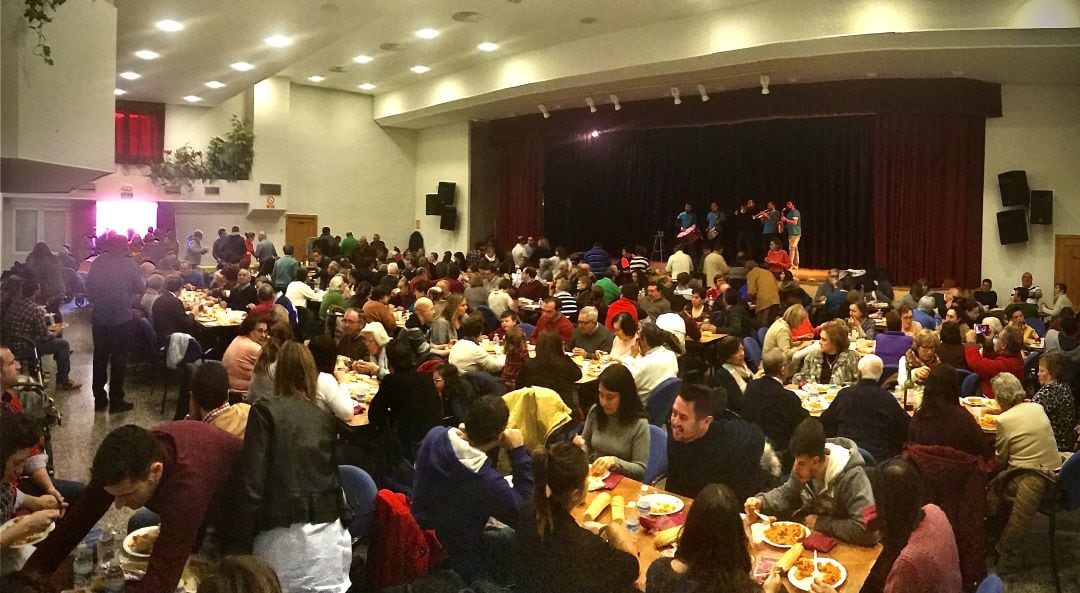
[628, 255, 650, 272]
[553, 291, 579, 318]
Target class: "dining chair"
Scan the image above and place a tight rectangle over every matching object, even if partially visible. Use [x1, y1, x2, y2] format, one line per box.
[644, 424, 668, 485]
[1038, 450, 1080, 593]
[961, 373, 982, 398]
[646, 377, 683, 427]
[517, 322, 536, 339]
[975, 574, 1003, 593]
[1025, 317, 1047, 338]
[742, 336, 762, 373]
[757, 326, 768, 346]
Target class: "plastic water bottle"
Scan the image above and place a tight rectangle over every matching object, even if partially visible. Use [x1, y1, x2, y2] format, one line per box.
[97, 529, 116, 570]
[104, 564, 125, 593]
[73, 543, 94, 588]
[625, 501, 640, 533]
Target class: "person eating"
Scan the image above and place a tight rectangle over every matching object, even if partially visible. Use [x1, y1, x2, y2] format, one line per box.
[574, 365, 650, 481]
[898, 329, 941, 385]
[792, 320, 859, 386]
[567, 306, 614, 360]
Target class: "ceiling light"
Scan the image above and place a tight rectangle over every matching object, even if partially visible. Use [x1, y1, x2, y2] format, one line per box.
[585, 97, 597, 113]
[204, 80, 226, 89]
[119, 71, 141, 80]
[609, 94, 621, 111]
[183, 95, 202, 103]
[477, 42, 499, 52]
[590, 130, 600, 138]
[265, 35, 293, 48]
[308, 75, 326, 82]
[760, 74, 770, 95]
[134, 50, 160, 60]
[415, 28, 439, 39]
[697, 84, 710, 102]
[353, 54, 373, 64]
[155, 19, 183, 32]
[230, 62, 254, 71]
[538, 104, 550, 119]
[358, 83, 376, 91]
[671, 87, 682, 105]
[114, 89, 127, 96]
[410, 65, 430, 74]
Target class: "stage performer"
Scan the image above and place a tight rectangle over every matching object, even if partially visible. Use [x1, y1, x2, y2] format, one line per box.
[705, 202, 724, 241]
[734, 200, 757, 259]
[676, 203, 696, 232]
[781, 200, 802, 269]
[755, 201, 782, 257]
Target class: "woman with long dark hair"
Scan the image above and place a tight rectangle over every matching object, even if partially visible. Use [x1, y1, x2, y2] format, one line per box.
[513, 442, 638, 593]
[517, 330, 583, 408]
[577, 365, 650, 481]
[906, 364, 992, 458]
[434, 363, 476, 425]
[647, 483, 781, 593]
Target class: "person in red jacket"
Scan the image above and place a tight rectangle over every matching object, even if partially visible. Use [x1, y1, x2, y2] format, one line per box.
[964, 325, 1024, 397]
[763, 238, 792, 275]
[605, 283, 641, 329]
[531, 297, 573, 345]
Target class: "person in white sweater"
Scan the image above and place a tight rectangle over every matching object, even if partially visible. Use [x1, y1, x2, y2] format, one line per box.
[665, 247, 693, 277]
[307, 335, 358, 422]
[613, 320, 682, 403]
[285, 267, 322, 309]
[449, 314, 505, 375]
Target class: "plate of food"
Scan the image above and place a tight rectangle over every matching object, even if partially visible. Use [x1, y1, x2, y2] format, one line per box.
[762, 521, 811, 548]
[123, 526, 159, 558]
[0, 517, 55, 548]
[962, 397, 995, 408]
[978, 414, 998, 431]
[639, 493, 684, 516]
[788, 557, 846, 591]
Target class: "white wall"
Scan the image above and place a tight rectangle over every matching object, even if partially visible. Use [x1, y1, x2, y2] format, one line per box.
[982, 84, 1080, 294]
[415, 122, 470, 255]
[287, 84, 418, 249]
[164, 93, 250, 151]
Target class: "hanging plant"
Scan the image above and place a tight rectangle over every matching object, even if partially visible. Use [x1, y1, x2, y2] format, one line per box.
[23, 0, 69, 65]
[204, 116, 255, 182]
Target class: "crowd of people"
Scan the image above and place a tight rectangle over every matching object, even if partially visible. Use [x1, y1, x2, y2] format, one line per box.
[1, 222, 1078, 593]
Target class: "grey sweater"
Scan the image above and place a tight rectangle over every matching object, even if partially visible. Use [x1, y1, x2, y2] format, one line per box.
[581, 406, 650, 481]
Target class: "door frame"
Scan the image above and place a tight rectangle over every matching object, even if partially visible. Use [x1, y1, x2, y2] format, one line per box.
[284, 214, 318, 259]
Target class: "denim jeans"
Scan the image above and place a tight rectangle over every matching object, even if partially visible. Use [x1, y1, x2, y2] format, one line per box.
[35, 337, 72, 384]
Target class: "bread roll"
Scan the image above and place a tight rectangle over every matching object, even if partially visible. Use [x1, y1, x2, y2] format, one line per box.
[611, 495, 625, 523]
[776, 542, 805, 571]
[584, 492, 611, 521]
[653, 525, 682, 549]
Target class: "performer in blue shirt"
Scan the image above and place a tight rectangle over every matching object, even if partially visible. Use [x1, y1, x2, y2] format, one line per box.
[782, 200, 802, 269]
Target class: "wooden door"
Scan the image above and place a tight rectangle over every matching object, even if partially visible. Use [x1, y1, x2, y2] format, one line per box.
[285, 214, 318, 259]
[1055, 235, 1080, 297]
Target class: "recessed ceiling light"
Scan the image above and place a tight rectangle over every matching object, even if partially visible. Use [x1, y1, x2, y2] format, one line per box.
[204, 80, 226, 89]
[415, 28, 439, 39]
[358, 83, 376, 91]
[265, 35, 293, 48]
[410, 65, 430, 74]
[183, 95, 202, 103]
[352, 55, 373, 64]
[119, 71, 141, 80]
[155, 19, 183, 32]
[379, 42, 408, 51]
[230, 62, 254, 71]
[308, 75, 326, 82]
[134, 50, 160, 60]
[114, 89, 127, 96]
[477, 42, 499, 52]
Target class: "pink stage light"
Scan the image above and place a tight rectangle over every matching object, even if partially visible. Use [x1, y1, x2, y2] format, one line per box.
[96, 200, 157, 235]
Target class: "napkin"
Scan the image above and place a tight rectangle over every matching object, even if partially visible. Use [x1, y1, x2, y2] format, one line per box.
[802, 533, 838, 553]
[640, 510, 687, 533]
[602, 473, 624, 490]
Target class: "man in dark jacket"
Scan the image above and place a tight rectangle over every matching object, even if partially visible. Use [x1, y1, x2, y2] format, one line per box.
[818, 354, 910, 462]
[412, 395, 533, 581]
[86, 235, 146, 412]
[151, 275, 197, 344]
[582, 242, 611, 277]
[667, 383, 776, 501]
[226, 268, 258, 311]
[742, 350, 809, 458]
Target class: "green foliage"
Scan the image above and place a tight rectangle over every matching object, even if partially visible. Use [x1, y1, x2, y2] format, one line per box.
[149, 145, 205, 192]
[149, 116, 254, 190]
[23, 0, 69, 66]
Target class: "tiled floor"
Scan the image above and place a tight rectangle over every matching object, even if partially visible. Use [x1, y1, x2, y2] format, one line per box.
[39, 303, 1080, 591]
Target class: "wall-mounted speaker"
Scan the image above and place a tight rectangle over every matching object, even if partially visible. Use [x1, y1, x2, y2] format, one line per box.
[997, 209, 1028, 245]
[440, 205, 457, 230]
[438, 181, 456, 205]
[998, 170, 1030, 207]
[1030, 190, 1053, 225]
[425, 194, 441, 215]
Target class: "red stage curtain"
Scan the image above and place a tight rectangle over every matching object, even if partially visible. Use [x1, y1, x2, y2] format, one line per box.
[115, 100, 165, 165]
[494, 133, 545, 249]
[872, 114, 986, 287]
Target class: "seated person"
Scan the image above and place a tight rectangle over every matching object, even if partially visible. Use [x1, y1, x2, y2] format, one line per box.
[792, 320, 859, 386]
[614, 320, 681, 402]
[249, 283, 277, 316]
[23, 423, 243, 592]
[178, 260, 205, 289]
[352, 322, 391, 379]
[964, 325, 1024, 397]
[307, 336, 360, 422]
[151, 274, 197, 343]
[763, 238, 792, 275]
[576, 365, 650, 481]
[1007, 308, 1039, 347]
[186, 361, 250, 438]
[973, 278, 998, 309]
[335, 308, 368, 361]
[745, 417, 879, 546]
[221, 314, 269, 395]
[848, 300, 876, 339]
[914, 296, 939, 331]
[225, 268, 258, 311]
[667, 383, 777, 501]
[710, 288, 752, 338]
[898, 329, 941, 385]
[1040, 282, 1073, 319]
[763, 304, 814, 362]
[936, 321, 968, 370]
[517, 331, 582, 407]
[369, 340, 443, 462]
[566, 306, 614, 360]
[604, 283, 640, 329]
[531, 297, 574, 345]
[516, 267, 548, 302]
[742, 351, 809, 458]
[907, 365, 993, 458]
[1002, 287, 1038, 320]
[0, 415, 62, 561]
[874, 311, 913, 366]
[1033, 353, 1077, 451]
[448, 314, 505, 375]
[711, 336, 759, 413]
[489, 309, 520, 340]
[412, 396, 533, 581]
[1, 279, 81, 391]
[898, 304, 923, 337]
[819, 355, 911, 462]
[512, 442, 638, 593]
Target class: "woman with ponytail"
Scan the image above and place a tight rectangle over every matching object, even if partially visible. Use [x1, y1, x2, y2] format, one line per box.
[514, 442, 639, 593]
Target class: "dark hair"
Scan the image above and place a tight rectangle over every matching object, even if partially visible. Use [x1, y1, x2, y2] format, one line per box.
[1058, 282, 1068, 295]
[870, 458, 925, 588]
[916, 364, 961, 420]
[191, 362, 230, 411]
[91, 425, 165, 486]
[596, 364, 646, 426]
[678, 383, 723, 418]
[638, 320, 684, 355]
[464, 395, 509, 445]
[1015, 286, 1030, 301]
[715, 336, 743, 365]
[676, 272, 690, 286]
[531, 442, 588, 540]
[371, 285, 390, 301]
[612, 312, 638, 337]
[1041, 352, 1066, 382]
[458, 313, 484, 341]
[1061, 312, 1079, 335]
[620, 283, 639, 300]
[386, 338, 417, 374]
[221, 266, 239, 282]
[939, 321, 962, 345]
[20, 279, 40, 298]
[675, 484, 757, 592]
[307, 335, 339, 374]
[723, 287, 741, 307]
[789, 417, 826, 459]
[885, 310, 901, 331]
[499, 309, 520, 322]
[198, 555, 283, 593]
[238, 312, 268, 336]
[283, 244, 294, 255]
[1, 413, 42, 468]
[533, 330, 566, 366]
[692, 286, 707, 300]
[164, 274, 184, 293]
[850, 300, 870, 318]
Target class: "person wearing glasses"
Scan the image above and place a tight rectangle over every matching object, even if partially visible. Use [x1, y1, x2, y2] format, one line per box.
[222, 314, 270, 396]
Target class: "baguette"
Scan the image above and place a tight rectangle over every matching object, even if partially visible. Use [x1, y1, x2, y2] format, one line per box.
[611, 496, 625, 523]
[776, 542, 805, 571]
[653, 525, 682, 549]
[584, 492, 612, 521]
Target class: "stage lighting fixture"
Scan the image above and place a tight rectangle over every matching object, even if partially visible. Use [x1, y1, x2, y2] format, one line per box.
[590, 130, 600, 138]
[671, 87, 682, 105]
[697, 84, 710, 102]
[585, 97, 597, 113]
[760, 74, 770, 95]
[609, 94, 621, 111]
[538, 104, 550, 119]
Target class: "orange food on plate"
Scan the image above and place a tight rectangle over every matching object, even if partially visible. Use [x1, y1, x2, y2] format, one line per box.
[794, 558, 841, 585]
[979, 414, 997, 429]
[764, 522, 807, 546]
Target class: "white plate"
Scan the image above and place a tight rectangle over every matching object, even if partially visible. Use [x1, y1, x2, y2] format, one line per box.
[0, 516, 55, 548]
[962, 396, 994, 408]
[787, 557, 847, 591]
[123, 526, 160, 558]
[639, 493, 684, 515]
[761, 521, 811, 548]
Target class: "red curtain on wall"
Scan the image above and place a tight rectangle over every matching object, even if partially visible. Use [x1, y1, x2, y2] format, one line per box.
[494, 133, 545, 248]
[115, 100, 165, 165]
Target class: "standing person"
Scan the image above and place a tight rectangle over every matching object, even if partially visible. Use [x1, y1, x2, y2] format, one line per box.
[676, 203, 696, 232]
[212, 228, 230, 265]
[272, 244, 300, 291]
[746, 259, 780, 328]
[253, 231, 277, 265]
[705, 201, 724, 240]
[185, 230, 209, 265]
[85, 235, 145, 412]
[781, 200, 802, 269]
[757, 201, 782, 259]
[734, 200, 757, 260]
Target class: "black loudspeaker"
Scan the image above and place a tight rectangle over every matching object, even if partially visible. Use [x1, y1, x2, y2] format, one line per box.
[438, 181, 456, 205]
[440, 206, 457, 230]
[1030, 190, 1053, 224]
[997, 209, 1028, 245]
[998, 170, 1030, 207]
[425, 194, 441, 215]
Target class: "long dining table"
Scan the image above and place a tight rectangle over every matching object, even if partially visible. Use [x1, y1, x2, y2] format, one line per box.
[573, 477, 882, 591]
